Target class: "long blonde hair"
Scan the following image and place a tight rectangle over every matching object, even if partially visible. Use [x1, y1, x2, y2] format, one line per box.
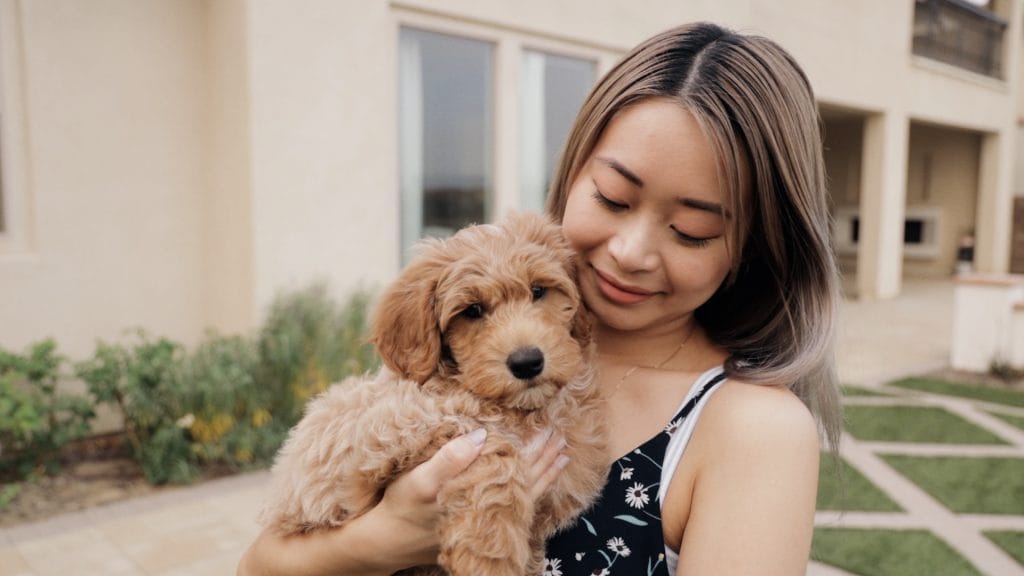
[546, 22, 842, 449]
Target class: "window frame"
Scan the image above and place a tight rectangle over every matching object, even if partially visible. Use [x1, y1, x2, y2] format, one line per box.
[392, 6, 619, 256]
[0, 0, 33, 254]
[519, 47, 599, 213]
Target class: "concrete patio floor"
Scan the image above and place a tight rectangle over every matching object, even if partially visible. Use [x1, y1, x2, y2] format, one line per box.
[2, 278, 1022, 575]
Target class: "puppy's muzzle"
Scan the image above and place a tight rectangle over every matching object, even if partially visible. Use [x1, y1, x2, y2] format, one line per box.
[506, 347, 544, 381]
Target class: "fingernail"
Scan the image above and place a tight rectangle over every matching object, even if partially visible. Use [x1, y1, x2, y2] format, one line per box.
[556, 455, 571, 470]
[467, 428, 487, 447]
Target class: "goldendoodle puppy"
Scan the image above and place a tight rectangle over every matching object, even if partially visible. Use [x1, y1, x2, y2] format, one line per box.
[260, 212, 607, 576]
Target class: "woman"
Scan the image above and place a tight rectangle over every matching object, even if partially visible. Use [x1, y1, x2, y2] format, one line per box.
[238, 21, 840, 576]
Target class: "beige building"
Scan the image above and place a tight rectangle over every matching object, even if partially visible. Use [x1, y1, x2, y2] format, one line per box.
[0, 0, 1021, 357]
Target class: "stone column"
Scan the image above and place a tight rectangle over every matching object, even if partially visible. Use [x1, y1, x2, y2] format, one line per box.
[975, 129, 1014, 274]
[857, 111, 909, 299]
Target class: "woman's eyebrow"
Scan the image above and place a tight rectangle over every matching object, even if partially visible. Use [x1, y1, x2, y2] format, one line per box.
[595, 156, 644, 187]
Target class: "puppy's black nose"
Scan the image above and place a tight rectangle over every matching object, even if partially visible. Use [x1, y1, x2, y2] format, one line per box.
[507, 347, 544, 380]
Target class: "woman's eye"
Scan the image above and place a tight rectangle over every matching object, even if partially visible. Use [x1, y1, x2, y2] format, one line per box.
[671, 227, 715, 248]
[591, 189, 627, 212]
[531, 285, 547, 301]
[461, 303, 485, 319]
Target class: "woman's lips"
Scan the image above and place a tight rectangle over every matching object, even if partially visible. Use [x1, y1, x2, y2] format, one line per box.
[593, 268, 655, 305]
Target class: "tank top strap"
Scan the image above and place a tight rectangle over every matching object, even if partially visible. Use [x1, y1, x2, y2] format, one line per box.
[657, 365, 726, 575]
[656, 365, 727, 504]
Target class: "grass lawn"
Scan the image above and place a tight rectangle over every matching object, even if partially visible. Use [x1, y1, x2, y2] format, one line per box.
[889, 377, 1024, 408]
[817, 454, 902, 512]
[881, 455, 1024, 514]
[812, 528, 982, 576]
[984, 531, 1024, 568]
[989, 410, 1024, 431]
[842, 385, 892, 397]
[844, 405, 1007, 444]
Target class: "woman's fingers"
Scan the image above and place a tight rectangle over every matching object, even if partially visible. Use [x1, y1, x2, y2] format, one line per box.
[524, 429, 569, 500]
[402, 428, 488, 503]
[369, 429, 490, 568]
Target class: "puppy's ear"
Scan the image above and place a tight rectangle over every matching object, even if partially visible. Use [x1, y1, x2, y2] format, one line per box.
[520, 213, 592, 346]
[371, 246, 446, 384]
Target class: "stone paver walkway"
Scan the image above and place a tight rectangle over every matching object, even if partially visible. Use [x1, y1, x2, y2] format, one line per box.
[809, 383, 1024, 576]
[1, 279, 1022, 575]
[0, 472, 267, 575]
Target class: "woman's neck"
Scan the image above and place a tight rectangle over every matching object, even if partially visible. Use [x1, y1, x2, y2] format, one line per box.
[594, 316, 706, 369]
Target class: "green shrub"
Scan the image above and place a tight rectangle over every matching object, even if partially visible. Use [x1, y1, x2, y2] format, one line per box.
[989, 358, 1024, 383]
[0, 340, 94, 481]
[177, 332, 286, 473]
[0, 482, 21, 510]
[75, 333, 192, 484]
[256, 284, 379, 428]
[73, 285, 380, 485]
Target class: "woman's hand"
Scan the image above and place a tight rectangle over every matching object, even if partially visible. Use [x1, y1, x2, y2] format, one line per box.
[237, 428, 568, 576]
[371, 427, 570, 567]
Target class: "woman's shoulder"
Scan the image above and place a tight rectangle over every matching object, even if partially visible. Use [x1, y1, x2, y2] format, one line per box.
[661, 375, 820, 559]
[698, 377, 819, 459]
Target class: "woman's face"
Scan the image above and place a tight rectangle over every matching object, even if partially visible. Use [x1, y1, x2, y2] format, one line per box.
[562, 98, 734, 335]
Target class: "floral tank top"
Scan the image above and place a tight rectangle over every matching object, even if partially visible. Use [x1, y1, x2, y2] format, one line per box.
[542, 367, 727, 576]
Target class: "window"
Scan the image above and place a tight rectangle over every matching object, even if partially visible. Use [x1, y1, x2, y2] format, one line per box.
[398, 27, 494, 250]
[836, 205, 942, 259]
[519, 50, 595, 212]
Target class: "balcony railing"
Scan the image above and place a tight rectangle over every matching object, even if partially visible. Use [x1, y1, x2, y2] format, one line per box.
[913, 0, 1007, 79]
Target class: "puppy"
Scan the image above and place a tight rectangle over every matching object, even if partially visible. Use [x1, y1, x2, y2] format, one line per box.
[260, 212, 607, 576]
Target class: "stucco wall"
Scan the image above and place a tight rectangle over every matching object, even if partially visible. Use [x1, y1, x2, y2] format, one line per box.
[246, 1, 400, 321]
[0, 0, 207, 356]
[203, 0, 255, 335]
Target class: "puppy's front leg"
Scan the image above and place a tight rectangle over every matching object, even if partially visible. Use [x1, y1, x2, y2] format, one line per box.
[436, 437, 533, 576]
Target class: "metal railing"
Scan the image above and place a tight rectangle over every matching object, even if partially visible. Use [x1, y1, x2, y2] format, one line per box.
[912, 0, 1007, 78]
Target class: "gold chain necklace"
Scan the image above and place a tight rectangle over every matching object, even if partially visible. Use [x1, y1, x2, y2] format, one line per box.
[605, 323, 697, 399]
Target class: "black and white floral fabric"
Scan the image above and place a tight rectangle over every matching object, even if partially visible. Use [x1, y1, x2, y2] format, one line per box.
[543, 369, 726, 576]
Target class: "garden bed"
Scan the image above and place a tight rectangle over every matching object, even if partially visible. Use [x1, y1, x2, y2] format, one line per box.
[0, 432, 154, 526]
[0, 431, 247, 527]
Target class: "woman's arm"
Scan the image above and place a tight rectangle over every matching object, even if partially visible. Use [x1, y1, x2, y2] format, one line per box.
[237, 428, 569, 576]
[674, 382, 821, 576]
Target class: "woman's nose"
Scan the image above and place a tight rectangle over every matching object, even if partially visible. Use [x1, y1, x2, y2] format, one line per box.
[608, 218, 659, 272]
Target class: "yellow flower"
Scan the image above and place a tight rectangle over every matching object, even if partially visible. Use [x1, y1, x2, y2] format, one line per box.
[234, 447, 253, 463]
[190, 413, 235, 443]
[289, 362, 329, 401]
[251, 408, 272, 428]
[190, 417, 212, 443]
[211, 413, 234, 438]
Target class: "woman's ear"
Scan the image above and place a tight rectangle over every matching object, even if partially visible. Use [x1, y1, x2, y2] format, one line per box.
[370, 247, 445, 384]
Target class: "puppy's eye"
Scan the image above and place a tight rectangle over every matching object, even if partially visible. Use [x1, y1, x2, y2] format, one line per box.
[531, 285, 547, 301]
[461, 303, 485, 319]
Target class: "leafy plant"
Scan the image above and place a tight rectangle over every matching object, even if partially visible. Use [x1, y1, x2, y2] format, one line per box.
[71, 285, 380, 485]
[176, 332, 285, 472]
[0, 339, 94, 481]
[0, 482, 21, 510]
[256, 284, 379, 428]
[75, 333, 191, 484]
[989, 358, 1024, 383]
